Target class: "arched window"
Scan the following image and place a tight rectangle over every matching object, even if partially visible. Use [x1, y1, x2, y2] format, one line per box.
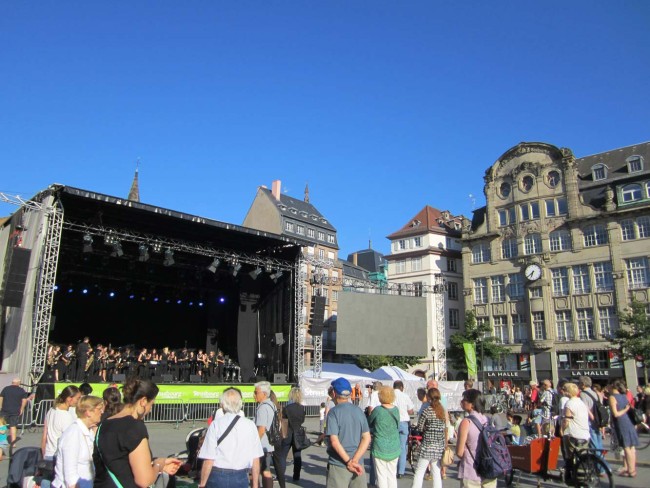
[621, 184, 642, 203]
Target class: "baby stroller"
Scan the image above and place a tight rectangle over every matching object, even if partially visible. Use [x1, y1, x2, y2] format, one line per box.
[7, 447, 42, 488]
[172, 427, 207, 480]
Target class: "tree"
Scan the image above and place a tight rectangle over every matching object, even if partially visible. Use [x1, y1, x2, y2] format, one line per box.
[447, 310, 508, 379]
[354, 355, 423, 371]
[611, 300, 650, 384]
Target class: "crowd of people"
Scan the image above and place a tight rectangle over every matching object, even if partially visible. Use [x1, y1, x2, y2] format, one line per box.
[1, 373, 650, 488]
[46, 337, 241, 383]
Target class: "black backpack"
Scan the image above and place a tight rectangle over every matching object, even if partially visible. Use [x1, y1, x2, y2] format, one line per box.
[467, 416, 512, 479]
[584, 390, 610, 428]
[265, 404, 283, 448]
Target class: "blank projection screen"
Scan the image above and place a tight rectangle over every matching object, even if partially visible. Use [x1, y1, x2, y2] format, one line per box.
[335, 292, 428, 356]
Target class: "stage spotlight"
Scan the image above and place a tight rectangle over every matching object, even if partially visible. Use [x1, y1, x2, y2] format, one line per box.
[82, 289, 88, 294]
[111, 241, 124, 257]
[189, 301, 194, 306]
[109, 292, 115, 298]
[198, 302, 204, 307]
[163, 248, 175, 266]
[270, 270, 283, 283]
[152, 242, 163, 253]
[249, 267, 262, 279]
[68, 288, 74, 293]
[129, 294, 135, 299]
[232, 262, 241, 277]
[138, 244, 150, 262]
[53, 285, 59, 291]
[177, 299, 182, 304]
[154, 297, 159, 302]
[207, 258, 221, 273]
[82, 234, 93, 253]
[165, 299, 171, 303]
[219, 297, 226, 304]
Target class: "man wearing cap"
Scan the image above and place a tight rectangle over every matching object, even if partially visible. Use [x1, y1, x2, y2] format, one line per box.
[392, 381, 414, 478]
[325, 377, 371, 488]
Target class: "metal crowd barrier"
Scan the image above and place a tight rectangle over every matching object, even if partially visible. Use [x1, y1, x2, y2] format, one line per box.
[185, 402, 219, 426]
[143, 402, 185, 428]
[33, 399, 54, 427]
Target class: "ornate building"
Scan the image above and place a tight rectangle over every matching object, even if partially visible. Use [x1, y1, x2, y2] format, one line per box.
[462, 141, 650, 388]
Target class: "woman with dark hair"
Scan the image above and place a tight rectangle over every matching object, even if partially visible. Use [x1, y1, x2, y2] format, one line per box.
[456, 389, 495, 488]
[101, 386, 123, 422]
[93, 379, 181, 488]
[411, 388, 447, 488]
[608, 380, 638, 477]
[42, 385, 81, 459]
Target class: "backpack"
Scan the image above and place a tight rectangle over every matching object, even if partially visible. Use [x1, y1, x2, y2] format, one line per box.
[550, 391, 561, 417]
[264, 404, 283, 448]
[467, 416, 512, 479]
[584, 390, 610, 428]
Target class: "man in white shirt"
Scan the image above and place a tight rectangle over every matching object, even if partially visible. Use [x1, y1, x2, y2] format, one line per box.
[199, 387, 263, 488]
[393, 380, 414, 478]
[367, 381, 383, 414]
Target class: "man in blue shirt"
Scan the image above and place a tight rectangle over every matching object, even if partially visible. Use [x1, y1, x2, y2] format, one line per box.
[326, 377, 371, 488]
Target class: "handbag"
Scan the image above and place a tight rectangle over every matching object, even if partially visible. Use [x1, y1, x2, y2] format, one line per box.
[628, 407, 644, 425]
[441, 446, 455, 467]
[292, 426, 312, 451]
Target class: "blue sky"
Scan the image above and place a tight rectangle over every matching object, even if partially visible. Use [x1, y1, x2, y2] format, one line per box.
[1, 1, 648, 257]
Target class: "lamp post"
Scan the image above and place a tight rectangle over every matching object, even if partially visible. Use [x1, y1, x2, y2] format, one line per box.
[480, 332, 485, 386]
[431, 346, 436, 380]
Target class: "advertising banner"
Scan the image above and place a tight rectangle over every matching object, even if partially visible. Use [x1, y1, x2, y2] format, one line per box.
[55, 383, 292, 404]
[463, 343, 477, 378]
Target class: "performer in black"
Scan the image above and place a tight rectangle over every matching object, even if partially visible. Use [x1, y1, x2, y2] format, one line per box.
[74, 337, 90, 381]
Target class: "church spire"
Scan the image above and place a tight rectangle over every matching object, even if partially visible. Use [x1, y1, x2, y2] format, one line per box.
[304, 183, 310, 203]
[127, 160, 140, 202]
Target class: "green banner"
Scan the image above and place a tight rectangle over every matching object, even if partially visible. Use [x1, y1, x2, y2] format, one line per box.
[54, 383, 292, 404]
[463, 343, 477, 378]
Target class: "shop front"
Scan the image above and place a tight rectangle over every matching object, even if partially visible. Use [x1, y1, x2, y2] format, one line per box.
[482, 353, 532, 390]
[557, 350, 624, 386]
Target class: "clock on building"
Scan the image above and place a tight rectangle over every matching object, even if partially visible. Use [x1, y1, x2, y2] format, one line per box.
[525, 264, 542, 281]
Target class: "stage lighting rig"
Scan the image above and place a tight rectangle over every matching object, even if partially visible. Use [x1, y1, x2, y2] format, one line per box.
[232, 261, 242, 277]
[110, 241, 124, 257]
[138, 244, 150, 262]
[163, 248, 175, 266]
[152, 241, 163, 253]
[249, 267, 262, 279]
[82, 234, 93, 253]
[207, 257, 220, 273]
[270, 270, 283, 283]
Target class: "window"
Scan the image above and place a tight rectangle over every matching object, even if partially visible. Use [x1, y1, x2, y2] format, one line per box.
[507, 273, 524, 300]
[411, 257, 422, 271]
[499, 182, 511, 198]
[327, 251, 334, 260]
[413, 282, 423, 297]
[498, 210, 508, 226]
[572, 265, 591, 294]
[621, 184, 643, 203]
[398, 239, 408, 250]
[413, 237, 422, 247]
[547, 170, 561, 187]
[318, 249, 324, 259]
[522, 175, 534, 192]
[512, 314, 527, 343]
[449, 309, 460, 329]
[533, 312, 546, 339]
[593, 261, 614, 292]
[549, 230, 572, 251]
[501, 238, 518, 259]
[447, 258, 457, 272]
[627, 155, 643, 173]
[592, 164, 607, 181]
[448, 282, 458, 300]
[524, 233, 542, 255]
[551, 268, 569, 296]
[395, 260, 406, 274]
[583, 224, 608, 247]
[577, 309, 595, 340]
[285, 221, 294, 232]
[296, 225, 304, 235]
[493, 316, 509, 344]
[555, 311, 574, 341]
[639, 216, 650, 238]
[530, 287, 543, 298]
[545, 198, 568, 217]
[473, 278, 488, 304]
[491, 276, 505, 303]
[520, 202, 539, 221]
[621, 220, 636, 241]
[472, 243, 491, 263]
[598, 307, 617, 338]
[332, 290, 339, 302]
[625, 257, 649, 289]
[307, 228, 315, 238]
[317, 231, 325, 241]
[327, 234, 336, 244]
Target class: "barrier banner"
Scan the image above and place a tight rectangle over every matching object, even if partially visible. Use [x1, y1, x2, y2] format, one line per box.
[54, 383, 292, 404]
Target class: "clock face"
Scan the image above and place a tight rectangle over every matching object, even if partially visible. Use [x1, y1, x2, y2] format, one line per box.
[525, 264, 542, 281]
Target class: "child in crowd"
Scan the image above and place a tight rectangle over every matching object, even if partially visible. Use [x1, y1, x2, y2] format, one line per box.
[509, 414, 522, 445]
[319, 401, 326, 434]
[0, 416, 8, 461]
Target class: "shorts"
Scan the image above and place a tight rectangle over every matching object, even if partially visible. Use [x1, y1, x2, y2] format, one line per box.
[1, 413, 20, 428]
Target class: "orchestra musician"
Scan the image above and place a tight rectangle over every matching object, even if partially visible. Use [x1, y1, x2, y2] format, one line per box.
[216, 350, 225, 382]
[75, 337, 91, 381]
[137, 348, 149, 379]
[62, 344, 76, 381]
[178, 347, 190, 382]
[167, 350, 178, 381]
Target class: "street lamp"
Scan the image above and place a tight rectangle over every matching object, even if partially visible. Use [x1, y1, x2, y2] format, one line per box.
[431, 346, 436, 380]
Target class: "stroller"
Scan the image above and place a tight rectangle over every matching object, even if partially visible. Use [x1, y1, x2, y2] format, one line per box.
[7, 447, 43, 488]
[172, 427, 207, 480]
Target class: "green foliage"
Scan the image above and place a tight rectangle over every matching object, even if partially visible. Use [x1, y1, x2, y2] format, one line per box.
[447, 310, 509, 376]
[354, 355, 423, 371]
[612, 300, 650, 369]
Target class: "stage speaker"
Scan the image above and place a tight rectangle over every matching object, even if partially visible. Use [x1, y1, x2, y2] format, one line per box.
[275, 333, 285, 346]
[310, 295, 326, 336]
[273, 373, 287, 384]
[190, 375, 202, 383]
[1, 247, 32, 307]
[161, 374, 173, 383]
[112, 373, 126, 383]
[88, 374, 103, 383]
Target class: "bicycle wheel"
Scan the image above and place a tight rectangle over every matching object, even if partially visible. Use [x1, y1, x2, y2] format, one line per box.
[636, 424, 650, 450]
[573, 453, 613, 488]
[407, 440, 421, 471]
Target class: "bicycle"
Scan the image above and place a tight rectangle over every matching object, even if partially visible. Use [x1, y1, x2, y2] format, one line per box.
[505, 436, 613, 488]
[407, 425, 423, 470]
[635, 420, 650, 450]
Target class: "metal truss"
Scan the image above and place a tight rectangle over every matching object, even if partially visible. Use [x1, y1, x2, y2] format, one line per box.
[433, 274, 447, 380]
[63, 221, 295, 271]
[312, 335, 323, 378]
[292, 256, 306, 381]
[0, 191, 48, 211]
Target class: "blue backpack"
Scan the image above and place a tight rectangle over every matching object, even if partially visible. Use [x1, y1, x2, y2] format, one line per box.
[466, 416, 512, 479]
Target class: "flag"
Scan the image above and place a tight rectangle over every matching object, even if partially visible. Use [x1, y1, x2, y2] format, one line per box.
[463, 343, 477, 378]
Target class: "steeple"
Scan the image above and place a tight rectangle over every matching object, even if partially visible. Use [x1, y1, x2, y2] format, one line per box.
[127, 162, 140, 202]
[304, 183, 310, 203]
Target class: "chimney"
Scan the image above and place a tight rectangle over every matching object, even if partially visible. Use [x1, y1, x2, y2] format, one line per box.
[271, 180, 281, 201]
[351, 253, 358, 265]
